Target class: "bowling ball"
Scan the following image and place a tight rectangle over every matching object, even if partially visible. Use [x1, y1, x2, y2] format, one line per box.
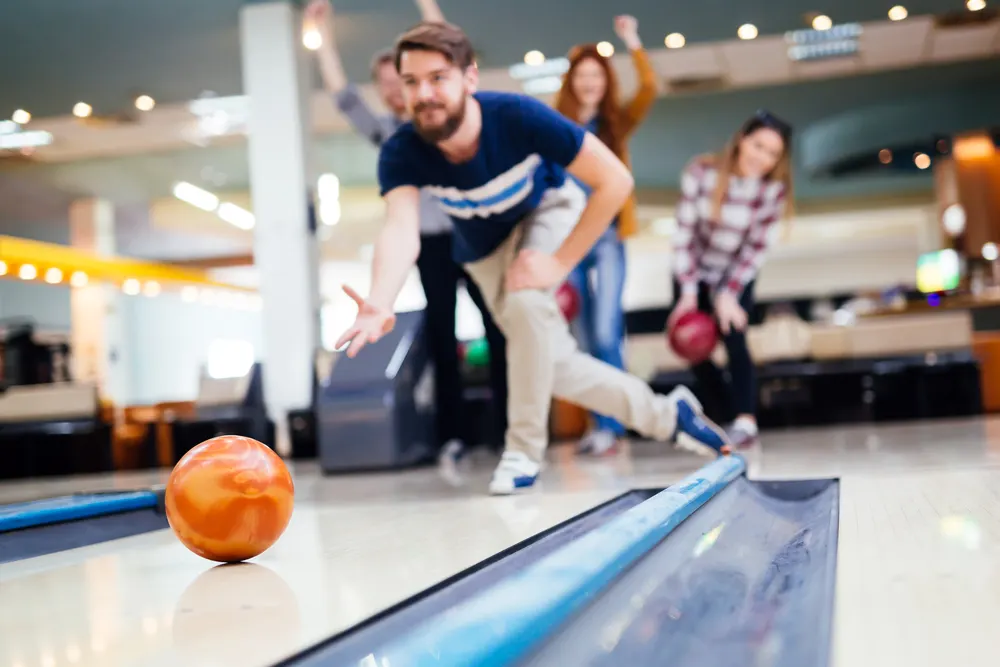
[165, 435, 294, 563]
[556, 282, 580, 321]
[668, 310, 719, 364]
[464, 337, 490, 367]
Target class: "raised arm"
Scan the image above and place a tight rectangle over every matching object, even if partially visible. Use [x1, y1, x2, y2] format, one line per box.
[303, 0, 389, 146]
[303, 0, 347, 94]
[614, 15, 658, 135]
[414, 0, 446, 22]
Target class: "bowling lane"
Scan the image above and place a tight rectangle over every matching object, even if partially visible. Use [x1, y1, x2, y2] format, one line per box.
[0, 472, 625, 667]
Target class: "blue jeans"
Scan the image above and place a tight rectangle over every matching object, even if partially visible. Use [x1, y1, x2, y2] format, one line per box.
[567, 227, 628, 436]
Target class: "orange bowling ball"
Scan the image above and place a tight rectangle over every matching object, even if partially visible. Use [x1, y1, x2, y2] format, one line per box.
[165, 435, 294, 563]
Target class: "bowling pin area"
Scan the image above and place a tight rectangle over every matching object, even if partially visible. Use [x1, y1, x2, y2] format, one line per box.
[2, 417, 1000, 667]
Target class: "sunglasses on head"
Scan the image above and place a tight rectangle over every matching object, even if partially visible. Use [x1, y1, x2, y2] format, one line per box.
[743, 109, 793, 140]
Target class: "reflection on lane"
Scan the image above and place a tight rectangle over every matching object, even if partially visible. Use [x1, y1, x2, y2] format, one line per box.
[524, 479, 840, 667]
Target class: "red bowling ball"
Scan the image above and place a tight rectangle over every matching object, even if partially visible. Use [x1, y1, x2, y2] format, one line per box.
[668, 310, 719, 364]
[556, 283, 580, 321]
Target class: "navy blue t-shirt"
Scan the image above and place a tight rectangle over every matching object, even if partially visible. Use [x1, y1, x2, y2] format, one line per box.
[377, 91, 587, 263]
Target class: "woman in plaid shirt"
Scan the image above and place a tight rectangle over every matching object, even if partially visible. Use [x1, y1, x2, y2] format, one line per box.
[669, 110, 793, 449]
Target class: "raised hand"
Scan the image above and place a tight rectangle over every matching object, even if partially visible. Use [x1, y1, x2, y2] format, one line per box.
[303, 0, 334, 46]
[613, 15, 642, 50]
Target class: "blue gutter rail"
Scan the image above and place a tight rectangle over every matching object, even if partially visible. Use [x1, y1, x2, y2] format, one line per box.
[0, 491, 161, 533]
[375, 455, 747, 667]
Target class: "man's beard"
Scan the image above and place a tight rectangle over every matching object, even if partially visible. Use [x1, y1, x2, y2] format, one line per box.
[412, 96, 466, 143]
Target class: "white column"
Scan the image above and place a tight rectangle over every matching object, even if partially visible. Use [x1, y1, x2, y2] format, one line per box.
[68, 198, 131, 403]
[239, 1, 320, 456]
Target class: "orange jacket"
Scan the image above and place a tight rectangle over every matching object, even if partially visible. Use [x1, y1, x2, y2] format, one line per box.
[615, 47, 658, 239]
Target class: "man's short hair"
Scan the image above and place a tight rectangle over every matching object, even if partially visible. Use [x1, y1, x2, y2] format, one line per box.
[370, 49, 395, 80]
[393, 21, 476, 72]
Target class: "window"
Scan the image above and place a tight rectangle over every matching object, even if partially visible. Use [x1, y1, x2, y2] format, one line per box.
[207, 339, 255, 379]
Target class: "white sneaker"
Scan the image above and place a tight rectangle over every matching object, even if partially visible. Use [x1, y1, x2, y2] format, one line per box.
[488, 451, 541, 495]
[577, 429, 619, 456]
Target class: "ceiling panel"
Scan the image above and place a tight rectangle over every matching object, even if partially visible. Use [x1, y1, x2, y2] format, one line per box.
[858, 17, 935, 68]
[929, 22, 1000, 62]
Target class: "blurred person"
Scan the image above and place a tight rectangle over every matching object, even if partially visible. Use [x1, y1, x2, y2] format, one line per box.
[668, 110, 793, 450]
[334, 21, 731, 495]
[303, 0, 508, 470]
[554, 15, 657, 456]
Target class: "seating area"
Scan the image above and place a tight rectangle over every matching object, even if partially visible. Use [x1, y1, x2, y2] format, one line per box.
[624, 308, 985, 428]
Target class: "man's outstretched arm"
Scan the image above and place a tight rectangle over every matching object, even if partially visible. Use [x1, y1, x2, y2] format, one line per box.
[368, 187, 422, 310]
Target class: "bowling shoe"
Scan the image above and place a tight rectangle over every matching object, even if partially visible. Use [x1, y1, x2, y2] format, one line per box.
[665, 386, 732, 457]
[577, 429, 620, 456]
[725, 417, 760, 450]
[488, 450, 541, 495]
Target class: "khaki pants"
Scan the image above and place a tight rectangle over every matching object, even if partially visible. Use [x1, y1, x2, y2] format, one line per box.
[463, 181, 680, 463]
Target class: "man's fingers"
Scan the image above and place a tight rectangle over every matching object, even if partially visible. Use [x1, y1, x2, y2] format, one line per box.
[346, 335, 367, 358]
[335, 327, 360, 351]
[342, 284, 365, 306]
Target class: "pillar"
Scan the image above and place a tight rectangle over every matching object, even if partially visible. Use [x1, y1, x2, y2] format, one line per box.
[933, 133, 1000, 258]
[239, 1, 321, 456]
[68, 198, 130, 403]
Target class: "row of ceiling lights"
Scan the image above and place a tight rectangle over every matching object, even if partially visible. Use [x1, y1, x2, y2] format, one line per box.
[878, 148, 933, 169]
[7, 95, 156, 128]
[173, 175, 342, 228]
[522, 2, 987, 63]
[11, 2, 991, 124]
[0, 261, 89, 287]
[0, 259, 260, 308]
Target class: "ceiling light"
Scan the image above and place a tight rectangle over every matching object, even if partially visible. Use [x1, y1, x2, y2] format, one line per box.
[317, 173, 340, 200]
[72, 102, 92, 118]
[303, 28, 322, 50]
[664, 32, 686, 49]
[522, 76, 563, 95]
[320, 199, 341, 226]
[0, 129, 52, 150]
[18, 264, 37, 280]
[11, 109, 30, 124]
[983, 242, 999, 261]
[0, 261, 6, 276]
[888, 5, 908, 20]
[596, 41, 614, 57]
[143, 281, 161, 297]
[738, 24, 758, 40]
[70, 271, 88, 287]
[914, 152, 931, 169]
[812, 15, 833, 30]
[942, 204, 967, 237]
[967, 0, 986, 10]
[44, 268, 63, 284]
[523, 50, 545, 66]
[122, 278, 141, 296]
[217, 202, 255, 230]
[172, 181, 219, 211]
[135, 95, 156, 112]
[879, 148, 892, 164]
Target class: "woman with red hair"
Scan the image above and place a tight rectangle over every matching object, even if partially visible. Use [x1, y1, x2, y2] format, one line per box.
[555, 15, 658, 455]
